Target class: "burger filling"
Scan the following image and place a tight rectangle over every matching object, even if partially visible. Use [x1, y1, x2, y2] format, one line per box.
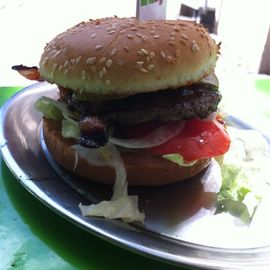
[35, 76, 230, 164]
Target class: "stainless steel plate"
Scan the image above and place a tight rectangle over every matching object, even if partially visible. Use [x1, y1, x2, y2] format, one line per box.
[1, 82, 270, 269]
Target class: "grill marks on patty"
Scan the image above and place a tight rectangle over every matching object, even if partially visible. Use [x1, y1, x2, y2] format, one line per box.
[60, 83, 221, 125]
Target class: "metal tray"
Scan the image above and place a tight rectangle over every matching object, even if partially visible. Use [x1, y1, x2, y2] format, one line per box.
[1, 82, 270, 269]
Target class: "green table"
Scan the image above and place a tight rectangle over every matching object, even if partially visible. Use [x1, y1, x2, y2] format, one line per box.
[0, 86, 184, 270]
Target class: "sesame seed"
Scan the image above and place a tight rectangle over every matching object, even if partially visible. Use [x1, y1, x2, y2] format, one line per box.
[181, 34, 188, 40]
[191, 40, 200, 52]
[64, 60, 69, 68]
[42, 57, 48, 65]
[120, 29, 126, 34]
[91, 33, 96, 39]
[138, 24, 147, 29]
[175, 50, 181, 57]
[153, 34, 160, 39]
[137, 50, 144, 56]
[170, 31, 176, 36]
[140, 68, 148, 73]
[108, 30, 115, 35]
[160, 50, 166, 59]
[106, 59, 112, 68]
[107, 27, 115, 32]
[53, 63, 58, 71]
[167, 56, 173, 63]
[150, 30, 155, 35]
[127, 34, 133, 39]
[145, 56, 150, 63]
[140, 48, 149, 55]
[136, 33, 143, 38]
[95, 44, 104, 50]
[58, 65, 63, 71]
[86, 57, 96, 65]
[105, 79, 111, 85]
[173, 26, 180, 32]
[99, 57, 106, 64]
[131, 27, 137, 31]
[102, 67, 107, 74]
[70, 58, 75, 64]
[76, 56, 82, 64]
[111, 48, 118, 57]
[150, 51, 155, 59]
[169, 40, 176, 46]
[142, 35, 147, 42]
[136, 61, 144, 67]
[147, 64, 154, 71]
[124, 46, 129, 52]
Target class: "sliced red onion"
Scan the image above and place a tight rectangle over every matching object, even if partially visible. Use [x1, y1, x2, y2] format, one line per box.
[109, 121, 185, 149]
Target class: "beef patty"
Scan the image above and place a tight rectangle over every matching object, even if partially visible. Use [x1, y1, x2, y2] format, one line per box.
[60, 83, 221, 125]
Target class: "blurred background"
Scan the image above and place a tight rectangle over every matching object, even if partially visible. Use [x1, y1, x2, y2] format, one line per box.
[0, 0, 269, 85]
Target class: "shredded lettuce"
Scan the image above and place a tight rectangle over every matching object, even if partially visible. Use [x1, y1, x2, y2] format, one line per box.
[162, 153, 197, 167]
[72, 143, 145, 223]
[215, 127, 270, 223]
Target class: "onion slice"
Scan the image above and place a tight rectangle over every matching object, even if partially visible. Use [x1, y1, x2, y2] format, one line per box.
[109, 121, 185, 149]
[200, 73, 219, 88]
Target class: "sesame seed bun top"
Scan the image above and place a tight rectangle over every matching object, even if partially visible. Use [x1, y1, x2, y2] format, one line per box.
[39, 17, 219, 96]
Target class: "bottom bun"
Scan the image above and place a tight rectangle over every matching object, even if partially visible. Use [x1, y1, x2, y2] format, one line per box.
[43, 118, 210, 186]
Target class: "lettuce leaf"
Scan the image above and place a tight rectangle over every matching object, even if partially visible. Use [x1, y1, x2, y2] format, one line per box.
[61, 119, 80, 139]
[35, 96, 80, 139]
[35, 96, 63, 120]
[215, 127, 270, 223]
[163, 153, 197, 167]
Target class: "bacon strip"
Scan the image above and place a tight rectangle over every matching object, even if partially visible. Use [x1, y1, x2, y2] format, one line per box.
[79, 116, 109, 148]
[12, 65, 44, 81]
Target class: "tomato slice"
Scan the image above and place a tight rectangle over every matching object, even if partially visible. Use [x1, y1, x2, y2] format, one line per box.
[148, 118, 230, 161]
[116, 118, 231, 162]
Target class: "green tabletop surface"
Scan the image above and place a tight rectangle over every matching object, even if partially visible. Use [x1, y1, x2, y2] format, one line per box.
[1, 77, 270, 270]
[0, 86, 185, 270]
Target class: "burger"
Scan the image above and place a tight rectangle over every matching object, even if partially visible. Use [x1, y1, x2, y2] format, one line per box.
[32, 17, 230, 186]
